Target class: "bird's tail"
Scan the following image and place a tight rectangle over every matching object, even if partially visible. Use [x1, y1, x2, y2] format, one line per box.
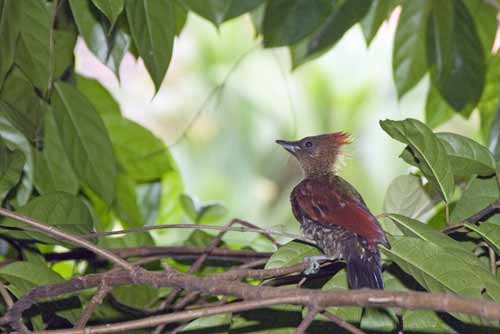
[346, 241, 383, 289]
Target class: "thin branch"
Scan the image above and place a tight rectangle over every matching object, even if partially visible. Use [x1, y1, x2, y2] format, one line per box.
[0, 208, 134, 271]
[320, 310, 366, 334]
[74, 283, 112, 328]
[295, 307, 319, 334]
[463, 200, 500, 224]
[0, 281, 13, 308]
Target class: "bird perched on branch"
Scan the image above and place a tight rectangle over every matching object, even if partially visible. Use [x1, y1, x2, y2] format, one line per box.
[277, 132, 390, 289]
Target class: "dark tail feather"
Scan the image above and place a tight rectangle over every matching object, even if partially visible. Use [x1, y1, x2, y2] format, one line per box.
[346, 245, 384, 289]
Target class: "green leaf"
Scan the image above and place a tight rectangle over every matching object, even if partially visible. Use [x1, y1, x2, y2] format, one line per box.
[126, 0, 175, 91]
[392, 0, 431, 97]
[92, 0, 124, 25]
[290, 0, 372, 68]
[262, 0, 332, 48]
[173, 0, 187, 36]
[180, 193, 198, 221]
[436, 132, 496, 177]
[322, 269, 362, 323]
[380, 118, 454, 202]
[182, 0, 264, 26]
[383, 175, 431, 218]
[34, 111, 79, 195]
[137, 181, 161, 226]
[403, 310, 454, 333]
[265, 240, 320, 269]
[482, 54, 500, 144]
[76, 75, 121, 115]
[70, 0, 130, 76]
[181, 314, 231, 333]
[230, 306, 300, 334]
[113, 172, 144, 227]
[156, 169, 183, 225]
[465, 222, 500, 254]
[112, 284, 158, 309]
[198, 203, 228, 225]
[427, 0, 485, 111]
[52, 82, 117, 205]
[0, 142, 24, 203]
[463, 0, 497, 56]
[0, 67, 46, 142]
[1, 193, 94, 244]
[425, 85, 455, 129]
[53, 30, 77, 79]
[102, 114, 175, 182]
[383, 236, 500, 325]
[451, 176, 500, 224]
[0, 114, 34, 206]
[361, 0, 397, 46]
[0, 0, 21, 88]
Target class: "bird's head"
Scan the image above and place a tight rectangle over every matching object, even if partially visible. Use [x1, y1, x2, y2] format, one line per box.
[276, 132, 351, 177]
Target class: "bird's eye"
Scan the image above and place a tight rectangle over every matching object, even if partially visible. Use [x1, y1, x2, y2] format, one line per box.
[304, 141, 313, 148]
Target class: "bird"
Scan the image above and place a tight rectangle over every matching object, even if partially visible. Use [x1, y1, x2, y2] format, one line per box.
[276, 132, 390, 289]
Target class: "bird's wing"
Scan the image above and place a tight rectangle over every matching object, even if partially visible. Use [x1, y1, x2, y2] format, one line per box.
[291, 178, 389, 247]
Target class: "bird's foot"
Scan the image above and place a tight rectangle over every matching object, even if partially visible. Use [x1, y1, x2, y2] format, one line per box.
[303, 255, 330, 275]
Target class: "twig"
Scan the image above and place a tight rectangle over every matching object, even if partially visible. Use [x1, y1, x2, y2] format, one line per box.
[74, 283, 112, 328]
[0, 281, 13, 308]
[295, 307, 319, 334]
[0, 208, 134, 271]
[463, 200, 500, 224]
[321, 310, 366, 334]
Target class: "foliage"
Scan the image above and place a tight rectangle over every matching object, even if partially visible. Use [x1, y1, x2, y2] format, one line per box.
[0, 0, 500, 333]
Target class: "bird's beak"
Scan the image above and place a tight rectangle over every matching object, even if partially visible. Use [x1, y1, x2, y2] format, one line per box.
[276, 139, 300, 154]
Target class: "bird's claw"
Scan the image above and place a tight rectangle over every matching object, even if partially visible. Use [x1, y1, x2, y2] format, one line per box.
[303, 255, 329, 275]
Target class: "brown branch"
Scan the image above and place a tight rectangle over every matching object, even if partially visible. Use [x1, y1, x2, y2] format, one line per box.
[295, 307, 319, 334]
[74, 283, 112, 328]
[463, 200, 500, 224]
[0, 208, 134, 271]
[321, 310, 366, 334]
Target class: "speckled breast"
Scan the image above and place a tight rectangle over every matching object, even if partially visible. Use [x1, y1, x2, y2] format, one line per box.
[301, 219, 357, 259]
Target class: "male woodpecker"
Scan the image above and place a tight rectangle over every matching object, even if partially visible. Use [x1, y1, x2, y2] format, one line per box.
[277, 132, 390, 289]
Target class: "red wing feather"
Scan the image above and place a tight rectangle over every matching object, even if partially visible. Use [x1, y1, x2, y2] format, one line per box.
[291, 178, 387, 247]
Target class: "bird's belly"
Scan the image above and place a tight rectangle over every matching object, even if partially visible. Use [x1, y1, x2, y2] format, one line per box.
[301, 219, 355, 259]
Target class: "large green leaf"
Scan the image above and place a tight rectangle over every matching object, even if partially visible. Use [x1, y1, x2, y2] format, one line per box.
[465, 222, 500, 254]
[265, 240, 320, 269]
[0, 114, 34, 206]
[383, 175, 431, 218]
[451, 176, 500, 224]
[126, 0, 175, 91]
[137, 181, 161, 226]
[425, 84, 455, 129]
[102, 114, 175, 182]
[52, 82, 117, 205]
[76, 75, 121, 116]
[483, 54, 500, 146]
[463, 0, 497, 56]
[0, 0, 21, 88]
[322, 269, 362, 323]
[0, 68, 46, 142]
[361, 0, 397, 46]
[1, 193, 94, 244]
[290, 0, 372, 68]
[436, 132, 496, 177]
[0, 141, 24, 203]
[392, 0, 431, 97]
[427, 0, 485, 111]
[383, 236, 500, 325]
[69, 0, 130, 76]
[113, 172, 144, 227]
[262, 0, 331, 47]
[380, 118, 454, 202]
[34, 111, 79, 195]
[92, 0, 124, 25]
[181, 0, 264, 26]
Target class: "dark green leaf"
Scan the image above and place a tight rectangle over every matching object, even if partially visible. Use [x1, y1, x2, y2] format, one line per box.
[182, 0, 264, 26]
[53, 30, 77, 79]
[383, 175, 431, 218]
[290, 0, 372, 68]
[0, 0, 21, 88]
[361, 0, 397, 46]
[482, 54, 500, 144]
[436, 132, 496, 176]
[102, 114, 175, 182]
[392, 0, 431, 97]
[465, 222, 500, 254]
[173, 0, 188, 36]
[76, 75, 121, 115]
[126, 0, 175, 91]
[52, 82, 117, 205]
[92, 0, 124, 25]
[112, 284, 158, 309]
[451, 175, 500, 224]
[265, 240, 320, 269]
[0, 67, 46, 142]
[425, 85, 455, 129]
[0, 142, 24, 203]
[1, 193, 94, 243]
[463, 0, 497, 56]
[427, 0, 485, 111]
[34, 111, 79, 195]
[262, 0, 332, 47]
[380, 118, 454, 202]
[113, 172, 144, 227]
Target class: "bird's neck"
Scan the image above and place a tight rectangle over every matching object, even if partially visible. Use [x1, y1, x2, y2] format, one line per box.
[304, 168, 337, 179]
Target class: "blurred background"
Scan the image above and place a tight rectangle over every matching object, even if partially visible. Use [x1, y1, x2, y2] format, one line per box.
[75, 12, 482, 247]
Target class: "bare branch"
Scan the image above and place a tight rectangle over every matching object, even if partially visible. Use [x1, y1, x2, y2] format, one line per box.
[321, 310, 366, 334]
[74, 283, 112, 328]
[295, 307, 319, 334]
